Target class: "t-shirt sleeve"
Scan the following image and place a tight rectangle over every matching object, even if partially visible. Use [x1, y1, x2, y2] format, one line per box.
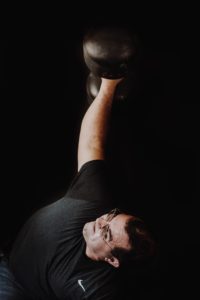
[66, 160, 113, 204]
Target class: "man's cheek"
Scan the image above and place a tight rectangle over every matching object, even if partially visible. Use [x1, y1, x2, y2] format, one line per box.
[89, 229, 99, 241]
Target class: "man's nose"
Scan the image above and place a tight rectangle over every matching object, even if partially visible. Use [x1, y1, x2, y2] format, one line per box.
[97, 217, 108, 228]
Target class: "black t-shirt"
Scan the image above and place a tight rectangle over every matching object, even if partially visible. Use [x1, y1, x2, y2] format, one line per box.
[9, 160, 118, 300]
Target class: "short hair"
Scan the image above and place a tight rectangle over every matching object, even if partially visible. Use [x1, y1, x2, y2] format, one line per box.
[111, 218, 156, 264]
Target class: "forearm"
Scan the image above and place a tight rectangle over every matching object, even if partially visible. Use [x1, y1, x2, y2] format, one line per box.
[78, 79, 120, 171]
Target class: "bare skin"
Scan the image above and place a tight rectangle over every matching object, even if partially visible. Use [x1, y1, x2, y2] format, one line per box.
[78, 77, 134, 267]
[78, 78, 123, 171]
[83, 212, 133, 268]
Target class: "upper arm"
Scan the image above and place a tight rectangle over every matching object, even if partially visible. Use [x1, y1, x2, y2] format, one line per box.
[78, 144, 105, 172]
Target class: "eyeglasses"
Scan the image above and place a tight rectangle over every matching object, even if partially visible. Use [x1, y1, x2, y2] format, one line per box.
[101, 208, 121, 250]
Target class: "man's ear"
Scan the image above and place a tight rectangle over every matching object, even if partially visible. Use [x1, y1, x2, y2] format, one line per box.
[105, 256, 120, 268]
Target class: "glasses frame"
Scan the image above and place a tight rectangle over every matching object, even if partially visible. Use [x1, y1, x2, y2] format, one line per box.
[101, 208, 121, 250]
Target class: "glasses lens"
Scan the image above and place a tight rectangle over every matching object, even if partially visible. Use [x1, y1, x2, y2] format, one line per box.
[102, 209, 121, 246]
[102, 224, 109, 240]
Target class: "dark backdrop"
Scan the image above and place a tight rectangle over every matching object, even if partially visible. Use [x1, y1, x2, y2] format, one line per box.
[0, 7, 198, 300]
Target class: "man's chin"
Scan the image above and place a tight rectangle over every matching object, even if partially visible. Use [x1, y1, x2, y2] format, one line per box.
[82, 221, 93, 240]
[82, 223, 86, 234]
[82, 223, 89, 240]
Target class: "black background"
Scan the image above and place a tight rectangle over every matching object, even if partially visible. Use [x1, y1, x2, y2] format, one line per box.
[0, 5, 198, 299]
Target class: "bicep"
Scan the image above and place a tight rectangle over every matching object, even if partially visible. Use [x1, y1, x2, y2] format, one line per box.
[78, 145, 105, 172]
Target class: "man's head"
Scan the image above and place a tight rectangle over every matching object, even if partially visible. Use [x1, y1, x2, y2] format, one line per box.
[83, 208, 156, 268]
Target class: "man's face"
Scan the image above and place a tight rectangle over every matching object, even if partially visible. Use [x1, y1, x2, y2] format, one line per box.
[82, 211, 133, 266]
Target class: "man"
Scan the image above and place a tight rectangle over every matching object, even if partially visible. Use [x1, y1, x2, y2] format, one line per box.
[0, 78, 155, 299]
